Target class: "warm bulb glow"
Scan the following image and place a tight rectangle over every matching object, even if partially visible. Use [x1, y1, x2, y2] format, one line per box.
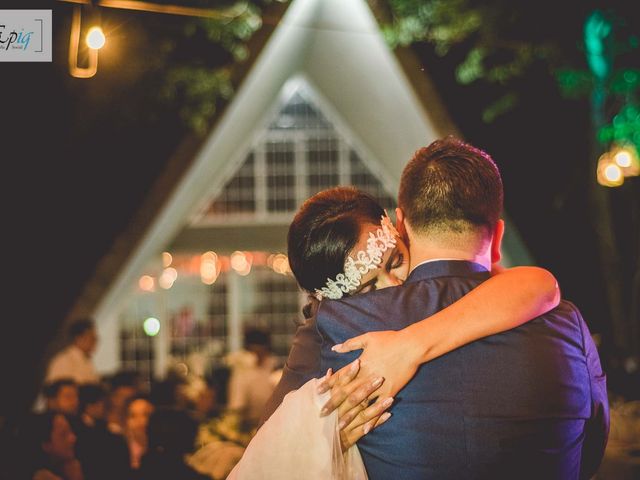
[200, 251, 219, 285]
[614, 150, 632, 168]
[139, 275, 155, 292]
[231, 251, 248, 272]
[162, 252, 173, 268]
[230, 251, 252, 276]
[159, 267, 178, 289]
[597, 153, 624, 187]
[143, 317, 160, 337]
[272, 254, 290, 275]
[604, 163, 623, 182]
[86, 27, 106, 50]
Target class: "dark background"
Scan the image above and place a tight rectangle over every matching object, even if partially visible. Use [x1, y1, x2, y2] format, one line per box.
[2, 0, 638, 416]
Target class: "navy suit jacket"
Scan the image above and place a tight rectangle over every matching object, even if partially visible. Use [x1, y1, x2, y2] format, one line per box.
[263, 260, 609, 480]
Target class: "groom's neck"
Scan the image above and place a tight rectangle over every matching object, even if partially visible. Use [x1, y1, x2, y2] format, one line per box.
[407, 231, 492, 272]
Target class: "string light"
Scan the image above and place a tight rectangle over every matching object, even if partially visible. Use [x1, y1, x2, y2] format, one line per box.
[139, 275, 155, 291]
[200, 251, 219, 284]
[159, 267, 177, 289]
[230, 251, 252, 276]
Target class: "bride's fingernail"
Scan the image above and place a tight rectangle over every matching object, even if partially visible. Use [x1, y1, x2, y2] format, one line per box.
[320, 406, 329, 416]
[371, 377, 383, 388]
[363, 424, 371, 435]
[382, 397, 394, 408]
[338, 419, 346, 429]
[331, 344, 342, 352]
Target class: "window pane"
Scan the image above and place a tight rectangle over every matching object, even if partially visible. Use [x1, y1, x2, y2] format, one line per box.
[208, 154, 256, 215]
[350, 150, 396, 211]
[266, 141, 296, 212]
[307, 138, 339, 195]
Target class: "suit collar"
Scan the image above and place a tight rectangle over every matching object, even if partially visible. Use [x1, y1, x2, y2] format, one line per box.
[405, 260, 491, 284]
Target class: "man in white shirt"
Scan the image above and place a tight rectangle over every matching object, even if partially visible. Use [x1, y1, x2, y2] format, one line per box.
[46, 318, 99, 385]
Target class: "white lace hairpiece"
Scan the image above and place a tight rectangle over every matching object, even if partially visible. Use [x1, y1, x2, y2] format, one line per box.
[314, 213, 399, 300]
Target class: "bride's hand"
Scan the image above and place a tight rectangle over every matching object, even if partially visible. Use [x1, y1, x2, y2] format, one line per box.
[332, 328, 422, 402]
[316, 359, 393, 452]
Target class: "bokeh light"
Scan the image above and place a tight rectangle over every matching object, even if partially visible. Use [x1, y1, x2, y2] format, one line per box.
[230, 251, 252, 276]
[139, 275, 155, 292]
[614, 150, 632, 168]
[143, 317, 160, 337]
[597, 153, 624, 187]
[604, 164, 622, 182]
[272, 254, 290, 275]
[159, 267, 178, 289]
[201, 251, 219, 284]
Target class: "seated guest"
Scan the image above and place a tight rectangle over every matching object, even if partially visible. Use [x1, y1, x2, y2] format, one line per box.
[15, 412, 84, 480]
[77, 384, 106, 427]
[192, 381, 221, 422]
[138, 408, 209, 480]
[75, 384, 129, 480]
[124, 395, 155, 472]
[105, 371, 138, 434]
[44, 379, 79, 416]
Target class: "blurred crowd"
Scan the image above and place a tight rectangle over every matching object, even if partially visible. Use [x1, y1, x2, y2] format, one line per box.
[0, 320, 279, 480]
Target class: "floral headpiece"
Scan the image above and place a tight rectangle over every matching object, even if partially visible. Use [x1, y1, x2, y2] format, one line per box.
[314, 213, 399, 300]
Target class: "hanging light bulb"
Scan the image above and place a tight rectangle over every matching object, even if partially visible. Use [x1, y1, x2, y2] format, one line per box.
[612, 144, 640, 177]
[597, 153, 624, 187]
[86, 26, 106, 50]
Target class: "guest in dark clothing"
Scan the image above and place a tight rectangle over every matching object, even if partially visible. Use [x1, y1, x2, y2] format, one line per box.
[105, 371, 139, 435]
[74, 384, 129, 480]
[192, 381, 221, 422]
[43, 379, 79, 416]
[124, 395, 155, 473]
[11, 412, 84, 480]
[138, 408, 208, 480]
[78, 384, 107, 426]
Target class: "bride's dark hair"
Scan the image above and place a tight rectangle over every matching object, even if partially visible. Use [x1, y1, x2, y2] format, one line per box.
[287, 186, 385, 294]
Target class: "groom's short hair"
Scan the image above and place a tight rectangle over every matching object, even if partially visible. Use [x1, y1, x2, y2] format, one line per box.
[399, 136, 503, 236]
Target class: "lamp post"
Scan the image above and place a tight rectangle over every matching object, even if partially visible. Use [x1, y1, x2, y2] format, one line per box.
[584, 10, 636, 356]
[585, 11, 625, 351]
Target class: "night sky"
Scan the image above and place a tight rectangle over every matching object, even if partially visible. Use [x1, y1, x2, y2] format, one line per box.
[2, 0, 638, 415]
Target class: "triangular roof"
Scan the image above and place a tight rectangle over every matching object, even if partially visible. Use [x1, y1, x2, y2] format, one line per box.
[65, 0, 532, 368]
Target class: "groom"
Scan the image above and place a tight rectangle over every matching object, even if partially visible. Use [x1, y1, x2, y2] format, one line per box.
[264, 137, 609, 479]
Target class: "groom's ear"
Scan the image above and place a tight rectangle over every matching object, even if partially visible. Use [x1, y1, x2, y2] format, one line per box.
[395, 207, 408, 240]
[490, 219, 505, 264]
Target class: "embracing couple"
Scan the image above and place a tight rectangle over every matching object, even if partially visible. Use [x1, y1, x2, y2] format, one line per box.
[229, 137, 609, 479]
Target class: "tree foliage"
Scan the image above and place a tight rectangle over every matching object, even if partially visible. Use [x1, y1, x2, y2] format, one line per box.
[381, 0, 639, 130]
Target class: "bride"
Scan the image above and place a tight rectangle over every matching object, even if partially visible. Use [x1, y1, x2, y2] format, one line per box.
[228, 186, 559, 479]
